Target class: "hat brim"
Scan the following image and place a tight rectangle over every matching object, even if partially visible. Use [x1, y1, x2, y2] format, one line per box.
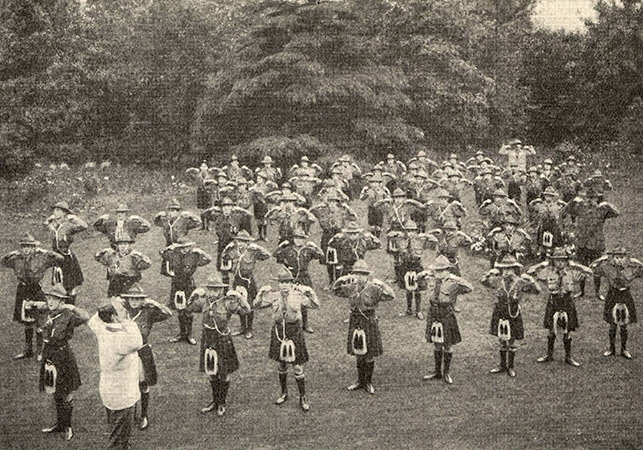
[175, 241, 196, 247]
[205, 283, 228, 288]
[495, 262, 523, 269]
[19, 240, 40, 246]
[45, 291, 69, 299]
[234, 236, 254, 241]
[351, 269, 371, 274]
[122, 293, 147, 298]
[52, 205, 72, 214]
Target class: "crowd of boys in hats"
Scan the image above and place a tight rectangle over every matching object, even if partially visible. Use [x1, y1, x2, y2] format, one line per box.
[3, 141, 638, 447]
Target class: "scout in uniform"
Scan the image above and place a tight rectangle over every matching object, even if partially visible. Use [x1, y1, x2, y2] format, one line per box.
[332, 260, 395, 395]
[249, 173, 278, 240]
[93, 203, 151, 248]
[583, 169, 612, 202]
[254, 269, 320, 411]
[478, 188, 522, 233]
[437, 168, 473, 203]
[386, 220, 437, 319]
[426, 220, 473, 276]
[273, 229, 324, 333]
[473, 167, 505, 206]
[374, 188, 425, 237]
[1, 233, 64, 360]
[309, 192, 358, 284]
[327, 221, 381, 277]
[408, 149, 439, 176]
[289, 173, 322, 208]
[265, 193, 317, 244]
[486, 216, 532, 268]
[526, 247, 593, 366]
[154, 198, 202, 276]
[527, 186, 566, 260]
[424, 188, 467, 230]
[221, 230, 271, 339]
[95, 236, 152, 297]
[121, 284, 172, 429]
[359, 174, 392, 237]
[288, 155, 323, 179]
[205, 197, 253, 278]
[160, 237, 212, 344]
[591, 246, 643, 359]
[266, 181, 307, 206]
[38, 284, 90, 441]
[222, 154, 253, 182]
[375, 153, 406, 192]
[498, 139, 536, 172]
[554, 171, 581, 203]
[255, 155, 282, 184]
[44, 201, 88, 300]
[329, 154, 362, 199]
[420, 256, 474, 384]
[186, 162, 219, 229]
[480, 256, 540, 377]
[568, 189, 619, 296]
[188, 275, 250, 416]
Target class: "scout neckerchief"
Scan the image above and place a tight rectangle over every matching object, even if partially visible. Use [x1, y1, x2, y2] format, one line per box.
[53, 220, 69, 255]
[45, 310, 65, 340]
[234, 245, 252, 283]
[115, 219, 126, 242]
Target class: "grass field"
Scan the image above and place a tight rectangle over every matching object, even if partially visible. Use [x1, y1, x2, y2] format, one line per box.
[1, 159, 642, 450]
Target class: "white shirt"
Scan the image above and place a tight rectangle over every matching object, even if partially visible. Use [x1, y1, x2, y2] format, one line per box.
[88, 314, 142, 410]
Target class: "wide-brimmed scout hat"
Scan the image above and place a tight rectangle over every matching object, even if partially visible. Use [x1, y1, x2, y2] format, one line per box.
[432, 255, 453, 270]
[175, 237, 195, 247]
[115, 203, 131, 213]
[442, 221, 458, 230]
[417, 150, 427, 157]
[45, 284, 70, 299]
[261, 155, 273, 164]
[494, 255, 523, 270]
[234, 230, 254, 241]
[19, 232, 40, 246]
[205, 274, 228, 288]
[527, 166, 539, 174]
[301, 155, 310, 162]
[392, 188, 406, 198]
[508, 138, 522, 146]
[274, 268, 295, 282]
[342, 221, 363, 233]
[121, 283, 147, 298]
[52, 201, 72, 214]
[220, 197, 235, 206]
[167, 198, 181, 210]
[493, 188, 508, 198]
[115, 235, 134, 244]
[351, 260, 371, 274]
[542, 186, 558, 197]
[549, 247, 570, 259]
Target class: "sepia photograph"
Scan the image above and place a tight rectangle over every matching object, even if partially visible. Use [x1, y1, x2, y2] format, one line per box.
[0, 0, 641, 448]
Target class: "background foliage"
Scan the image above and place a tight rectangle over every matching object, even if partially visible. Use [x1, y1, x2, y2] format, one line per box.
[1, 0, 642, 178]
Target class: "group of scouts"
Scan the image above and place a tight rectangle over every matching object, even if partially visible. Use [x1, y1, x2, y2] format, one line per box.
[2, 139, 639, 447]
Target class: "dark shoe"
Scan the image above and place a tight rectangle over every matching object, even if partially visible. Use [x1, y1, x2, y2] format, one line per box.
[217, 405, 226, 416]
[537, 355, 553, 363]
[507, 368, 516, 378]
[201, 402, 216, 414]
[603, 349, 615, 357]
[299, 396, 310, 412]
[346, 381, 362, 391]
[416, 312, 424, 320]
[13, 351, 33, 360]
[275, 393, 288, 405]
[443, 374, 453, 385]
[187, 337, 197, 346]
[364, 383, 375, 395]
[489, 366, 506, 374]
[139, 416, 149, 430]
[41, 425, 63, 433]
[64, 427, 74, 441]
[422, 372, 442, 381]
[565, 357, 580, 367]
[621, 350, 632, 360]
[303, 326, 314, 334]
[169, 336, 184, 343]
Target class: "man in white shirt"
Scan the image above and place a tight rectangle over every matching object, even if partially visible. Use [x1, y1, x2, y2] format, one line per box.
[89, 298, 143, 449]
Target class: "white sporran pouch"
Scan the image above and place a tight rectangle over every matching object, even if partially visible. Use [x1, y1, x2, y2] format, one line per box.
[326, 247, 338, 265]
[279, 339, 296, 363]
[430, 321, 444, 344]
[542, 231, 553, 248]
[21, 301, 36, 323]
[612, 303, 630, 326]
[44, 361, 57, 394]
[220, 259, 232, 271]
[404, 271, 418, 291]
[352, 328, 367, 355]
[204, 347, 218, 376]
[553, 311, 568, 336]
[174, 291, 186, 310]
[52, 267, 63, 285]
[497, 318, 511, 341]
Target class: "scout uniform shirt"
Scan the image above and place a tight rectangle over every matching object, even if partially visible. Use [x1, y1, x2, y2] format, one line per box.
[2, 248, 64, 284]
[221, 242, 271, 279]
[526, 260, 593, 295]
[95, 248, 152, 279]
[153, 211, 202, 246]
[273, 240, 324, 284]
[331, 277, 395, 311]
[188, 289, 250, 330]
[45, 214, 88, 253]
[93, 215, 151, 246]
[254, 284, 320, 324]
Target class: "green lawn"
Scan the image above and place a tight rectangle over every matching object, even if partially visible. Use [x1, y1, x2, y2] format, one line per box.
[1, 163, 642, 450]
